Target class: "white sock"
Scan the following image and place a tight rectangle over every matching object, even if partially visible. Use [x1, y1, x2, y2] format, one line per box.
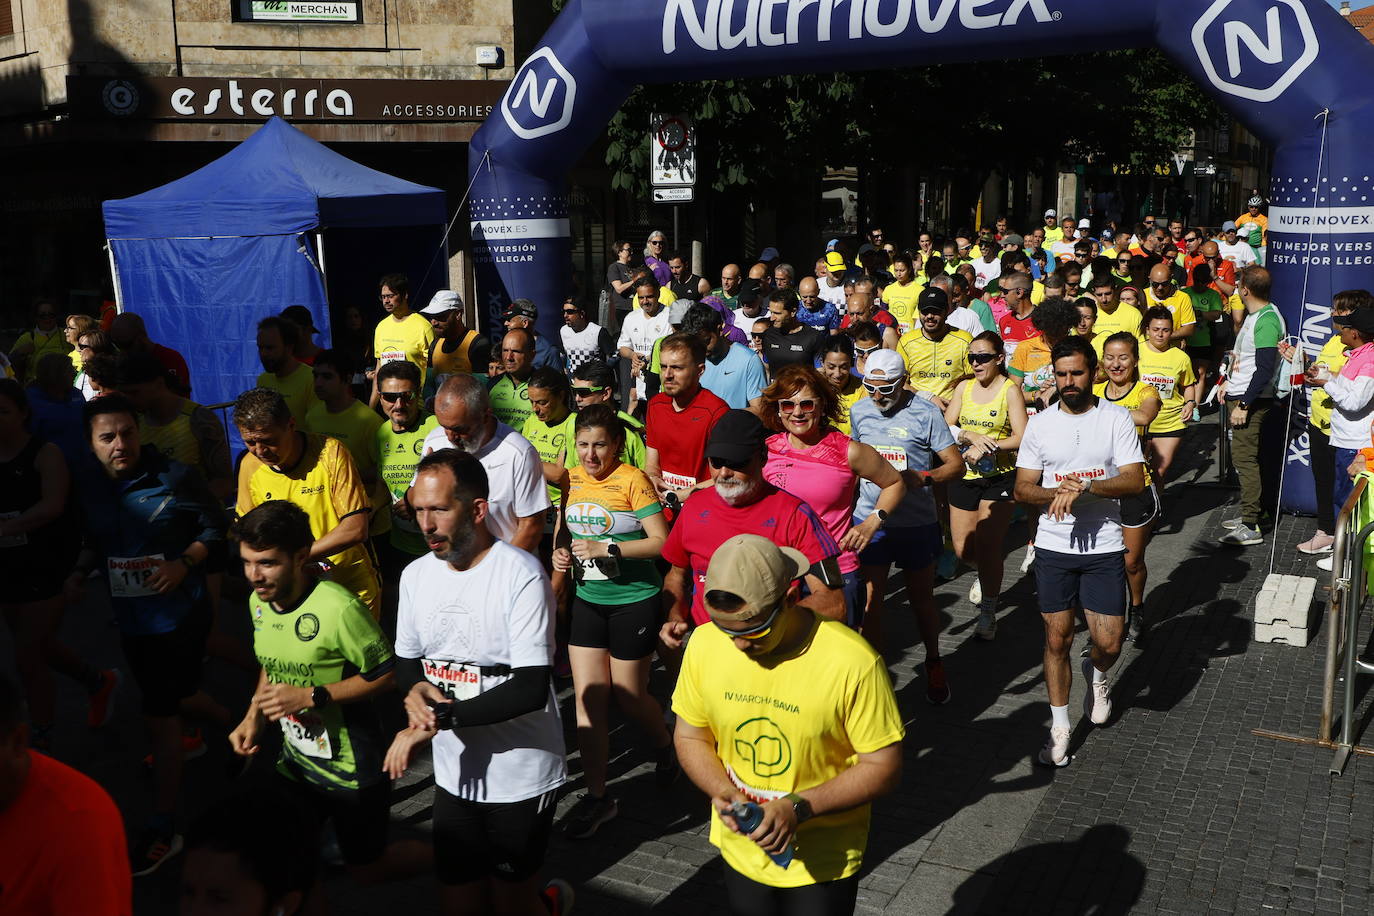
[1050, 704, 1070, 730]
[1092, 665, 1107, 683]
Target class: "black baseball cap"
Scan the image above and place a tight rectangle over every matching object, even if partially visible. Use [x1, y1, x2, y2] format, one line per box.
[704, 410, 769, 465]
[280, 305, 318, 333]
[1333, 309, 1374, 334]
[918, 287, 950, 314]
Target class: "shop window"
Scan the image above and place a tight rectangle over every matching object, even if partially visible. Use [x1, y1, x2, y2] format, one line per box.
[0, 1, 13, 37]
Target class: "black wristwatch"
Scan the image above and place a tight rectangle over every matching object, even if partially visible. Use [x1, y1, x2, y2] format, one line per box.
[786, 793, 813, 824]
[606, 543, 622, 559]
[873, 508, 889, 528]
[311, 686, 332, 709]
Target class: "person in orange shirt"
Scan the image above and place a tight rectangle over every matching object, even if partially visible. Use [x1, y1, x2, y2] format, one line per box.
[0, 674, 131, 914]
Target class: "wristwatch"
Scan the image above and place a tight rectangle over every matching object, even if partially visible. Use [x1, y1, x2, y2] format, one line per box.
[872, 508, 889, 528]
[785, 793, 813, 824]
[311, 686, 332, 709]
[606, 543, 622, 559]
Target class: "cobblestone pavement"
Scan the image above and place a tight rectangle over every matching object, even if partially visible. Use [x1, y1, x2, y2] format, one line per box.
[11, 421, 1369, 914]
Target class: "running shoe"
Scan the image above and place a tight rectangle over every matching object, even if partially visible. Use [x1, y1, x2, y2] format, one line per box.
[1037, 727, 1071, 767]
[1219, 524, 1263, 546]
[1317, 555, 1334, 572]
[654, 746, 681, 788]
[1127, 606, 1146, 643]
[1019, 544, 1036, 573]
[88, 669, 121, 728]
[973, 612, 997, 641]
[936, 548, 958, 582]
[542, 877, 576, 915]
[142, 730, 207, 769]
[1297, 532, 1335, 555]
[1219, 516, 1244, 531]
[131, 829, 183, 877]
[925, 659, 951, 705]
[1082, 657, 1112, 725]
[562, 793, 618, 840]
[968, 578, 982, 605]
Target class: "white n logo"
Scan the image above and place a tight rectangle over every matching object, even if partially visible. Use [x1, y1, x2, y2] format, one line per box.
[1224, 6, 1282, 79]
[512, 69, 557, 118]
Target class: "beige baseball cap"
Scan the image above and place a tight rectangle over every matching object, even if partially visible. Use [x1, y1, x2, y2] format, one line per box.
[703, 535, 809, 624]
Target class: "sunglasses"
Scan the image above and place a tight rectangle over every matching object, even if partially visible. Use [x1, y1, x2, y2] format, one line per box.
[572, 385, 606, 395]
[751, 332, 765, 340]
[779, 398, 818, 414]
[562, 309, 581, 315]
[919, 308, 946, 317]
[1151, 281, 1172, 289]
[969, 352, 999, 365]
[718, 600, 785, 641]
[708, 455, 751, 471]
[649, 240, 665, 246]
[379, 390, 416, 403]
[863, 379, 903, 395]
[855, 343, 881, 357]
[1118, 258, 1131, 265]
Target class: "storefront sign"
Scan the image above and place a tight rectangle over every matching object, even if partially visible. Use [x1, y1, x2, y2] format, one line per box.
[68, 76, 506, 122]
[234, 0, 362, 23]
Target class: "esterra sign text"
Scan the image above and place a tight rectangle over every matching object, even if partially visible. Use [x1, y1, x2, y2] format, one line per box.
[69, 76, 507, 122]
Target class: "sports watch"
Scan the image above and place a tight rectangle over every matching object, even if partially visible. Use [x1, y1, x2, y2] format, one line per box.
[785, 793, 813, 824]
[311, 686, 332, 708]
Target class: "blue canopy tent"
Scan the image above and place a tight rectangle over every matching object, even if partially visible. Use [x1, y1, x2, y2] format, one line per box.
[102, 116, 447, 415]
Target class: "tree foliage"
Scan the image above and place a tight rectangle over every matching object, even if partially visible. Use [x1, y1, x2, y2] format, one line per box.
[600, 49, 1221, 195]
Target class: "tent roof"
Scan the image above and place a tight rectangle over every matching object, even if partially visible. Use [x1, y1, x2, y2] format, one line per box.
[103, 116, 446, 239]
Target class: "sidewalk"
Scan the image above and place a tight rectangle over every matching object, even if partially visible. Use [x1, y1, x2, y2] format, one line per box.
[16, 421, 1368, 914]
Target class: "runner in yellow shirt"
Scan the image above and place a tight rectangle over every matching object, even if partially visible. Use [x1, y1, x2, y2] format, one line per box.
[234, 388, 381, 616]
[370, 273, 434, 408]
[881, 254, 924, 335]
[304, 350, 389, 540]
[896, 288, 971, 406]
[1137, 308, 1197, 486]
[256, 317, 319, 425]
[1144, 263, 1196, 346]
[818, 337, 865, 435]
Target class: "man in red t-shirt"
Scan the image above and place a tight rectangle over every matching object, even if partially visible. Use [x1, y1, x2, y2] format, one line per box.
[646, 333, 729, 507]
[110, 312, 192, 396]
[0, 676, 131, 915]
[659, 410, 844, 648]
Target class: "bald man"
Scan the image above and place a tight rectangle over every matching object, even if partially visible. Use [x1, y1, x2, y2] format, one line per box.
[712, 264, 743, 308]
[796, 276, 843, 334]
[1145, 262, 1196, 344]
[108, 312, 191, 395]
[748, 262, 771, 292]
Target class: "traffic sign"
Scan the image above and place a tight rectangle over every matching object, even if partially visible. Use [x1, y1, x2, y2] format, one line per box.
[653, 187, 694, 203]
[651, 113, 696, 187]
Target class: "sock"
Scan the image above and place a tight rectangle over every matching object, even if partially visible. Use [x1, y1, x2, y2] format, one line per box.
[978, 596, 997, 615]
[1050, 704, 1070, 730]
[1092, 665, 1107, 684]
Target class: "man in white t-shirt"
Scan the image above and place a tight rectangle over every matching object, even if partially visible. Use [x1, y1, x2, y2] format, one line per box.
[417, 375, 549, 553]
[385, 449, 571, 915]
[1216, 221, 1257, 271]
[1014, 337, 1146, 768]
[617, 276, 673, 406]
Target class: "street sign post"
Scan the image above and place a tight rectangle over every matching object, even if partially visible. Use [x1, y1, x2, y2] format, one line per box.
[651, 113, 696, 247]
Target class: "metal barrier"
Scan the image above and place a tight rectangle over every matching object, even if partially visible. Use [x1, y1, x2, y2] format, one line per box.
[1329, 474, 1374, 775]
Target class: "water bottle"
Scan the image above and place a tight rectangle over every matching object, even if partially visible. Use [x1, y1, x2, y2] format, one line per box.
[977, 453, 998, 475]
[730, 801, 794, 868]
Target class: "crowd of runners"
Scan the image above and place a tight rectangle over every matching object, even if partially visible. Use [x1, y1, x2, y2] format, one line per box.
[3, 197, 1353, 916]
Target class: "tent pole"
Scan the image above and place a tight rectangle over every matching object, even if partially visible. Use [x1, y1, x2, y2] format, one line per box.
[106, 241, 124, 314]
[315, 231, 328, 285]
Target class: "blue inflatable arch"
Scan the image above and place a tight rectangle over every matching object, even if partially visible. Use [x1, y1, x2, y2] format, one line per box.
[469, 0, 1374, 509]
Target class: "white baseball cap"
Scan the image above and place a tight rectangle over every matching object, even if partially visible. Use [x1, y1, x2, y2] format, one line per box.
[1044, 209, 1057, 218]
[420, 290, 462, 315]
[863, 349, 906, 382]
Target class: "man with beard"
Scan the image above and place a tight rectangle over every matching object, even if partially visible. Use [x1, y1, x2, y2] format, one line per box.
[645, 334, 730, 511]
[417, 375, 548, 554]
[383, 449, 573, 916]
[659, 410, 844, 652]
[255, 316, 319, 426]
[1014, 338, 1146, 767]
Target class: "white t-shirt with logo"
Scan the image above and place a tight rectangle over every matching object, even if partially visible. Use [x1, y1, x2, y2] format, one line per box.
[1217, 240, 1257, 270]
[616, 308, 673, 398]
[419, 422, 551, 543]
[395, 542, 566, 803]
[1016, 401, 1143, 556]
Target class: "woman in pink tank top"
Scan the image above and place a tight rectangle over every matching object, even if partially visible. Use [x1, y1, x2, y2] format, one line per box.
[760, 365, 905, 628]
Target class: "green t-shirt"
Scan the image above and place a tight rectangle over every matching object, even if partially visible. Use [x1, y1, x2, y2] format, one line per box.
[1181, 286, 1224, 347]
[250, 580, 395, 792]
[969, 298, 996, 333]
[489, 374, 532, 430]
[522, 410, 578, 505]
[560, 410, 646, 471]
[376, 413, 439, 556]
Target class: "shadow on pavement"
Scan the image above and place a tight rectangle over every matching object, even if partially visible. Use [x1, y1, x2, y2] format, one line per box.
[956, 823, 1145, 914]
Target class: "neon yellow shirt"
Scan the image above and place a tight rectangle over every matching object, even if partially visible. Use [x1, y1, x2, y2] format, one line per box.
[1138, 345, 1197, 434]
[305, 400, 389, 537]
[257, 362, 319, 427]
[897, 327, 972, 399]
[373, 313, 435, 382]
[1310, 334, 1348, 435]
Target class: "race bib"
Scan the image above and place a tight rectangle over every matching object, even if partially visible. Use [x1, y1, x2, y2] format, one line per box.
[575, 539, 620, 582]
[1142, 373, 1177, 401]
[544, 505, 558, 535]
[876, 446, 908, 472]
[377, 348, 406, 365]
[422, 658, 483, 701]
[1051, 467, 1108, 484]
[0, 511, 26, 548]
[662, 471, 697, 490]
[108, 554, 165, 598]
[280, 711, 333, 759]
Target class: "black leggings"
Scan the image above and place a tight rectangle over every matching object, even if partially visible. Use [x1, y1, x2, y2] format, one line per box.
[1310, 424, 1336, 533]
[722, 866, 859, 916]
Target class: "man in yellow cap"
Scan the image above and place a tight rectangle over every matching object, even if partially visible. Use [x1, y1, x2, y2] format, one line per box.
[818, 251, 849, 310]
[671, 534, 904, 914]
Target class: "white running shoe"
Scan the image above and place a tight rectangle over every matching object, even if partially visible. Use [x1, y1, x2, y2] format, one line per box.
[1317, 555, 1334, 572]
[968, 578, 982, 605]
[1082, 657, 1112, 725]
[1037, 727, 1071, 767]
[973, 612, 997, 641]
[1220, 516, 1244, 531]
[1020, 544, 1036, 573]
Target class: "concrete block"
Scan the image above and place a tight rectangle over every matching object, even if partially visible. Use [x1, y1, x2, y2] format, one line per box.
[1253, 573, 1318, 647]
[1254, 619, 1311, 648]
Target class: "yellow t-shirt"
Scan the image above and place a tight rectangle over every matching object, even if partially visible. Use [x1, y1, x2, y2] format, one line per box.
[671, 615, 905, 888]
[1093, 303, 1145, 340]
[1137, 345, 1197, 434]
[956, 377, 1017, 477]
[11, 328, 71, 384]
[1094, 379, 1159, 485]
[522, 410, 577, 507]
[236, 433, 380, 616]
[304, 400, 390, 537]
[373, 313, 435, 381]
[257, 362, 320, 427]
[897, 327, 972, 399]
[881, 281, 923, 335]
[835, 377, 866, 436]
[1145, 291, 1197, 334]
[1310, 334, 1348, 435]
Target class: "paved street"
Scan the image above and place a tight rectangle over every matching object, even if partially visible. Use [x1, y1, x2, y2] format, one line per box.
[13, 421, 1371, 915]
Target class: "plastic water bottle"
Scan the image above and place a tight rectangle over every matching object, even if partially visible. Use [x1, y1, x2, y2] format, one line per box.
[730, 801, 794, 868]
[976, 453, 998, 475]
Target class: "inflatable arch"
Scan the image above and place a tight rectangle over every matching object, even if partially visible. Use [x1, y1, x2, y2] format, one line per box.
[468, 0, 1374, 510]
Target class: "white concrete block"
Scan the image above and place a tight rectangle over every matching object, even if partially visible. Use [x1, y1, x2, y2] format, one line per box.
[1254, 620, 1311, 648]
